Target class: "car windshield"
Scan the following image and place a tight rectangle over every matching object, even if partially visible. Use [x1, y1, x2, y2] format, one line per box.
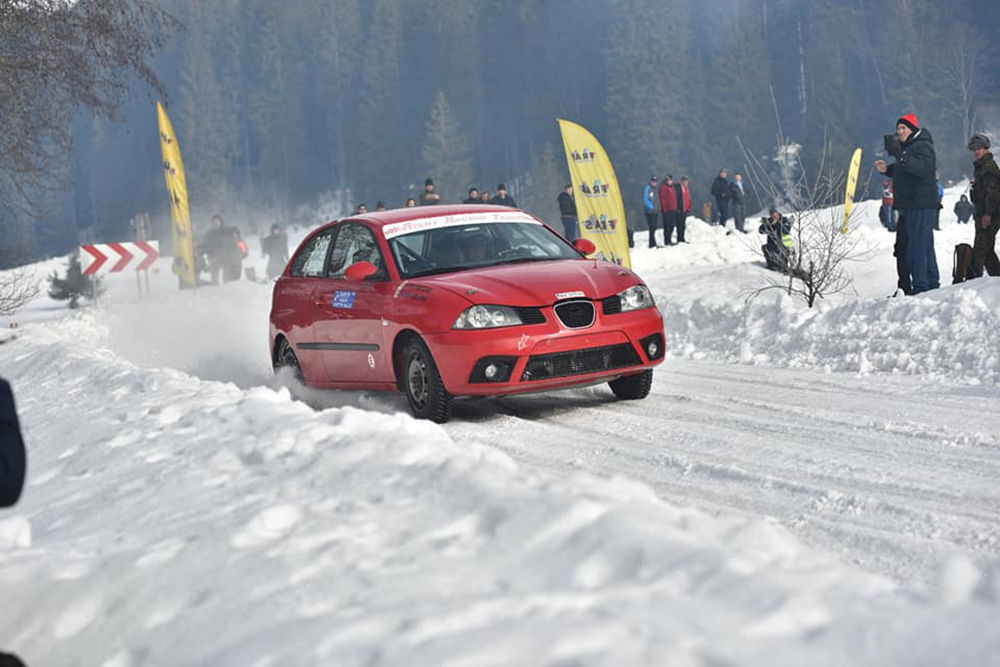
[389, 221, 582, 279]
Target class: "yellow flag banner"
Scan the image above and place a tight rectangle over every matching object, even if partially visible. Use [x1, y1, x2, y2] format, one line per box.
[842, 147, 862, 234]
[557, 119, 631, 269]
[157, 102, 196, 286]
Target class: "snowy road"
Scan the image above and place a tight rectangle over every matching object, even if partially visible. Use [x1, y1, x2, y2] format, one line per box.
[446, 360, 1000, 586]
[2, 195, 999, 664]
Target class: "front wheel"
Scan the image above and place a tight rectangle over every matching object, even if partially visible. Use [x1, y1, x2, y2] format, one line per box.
[403, 338, 453, 423]
[608, 369, 653, 400]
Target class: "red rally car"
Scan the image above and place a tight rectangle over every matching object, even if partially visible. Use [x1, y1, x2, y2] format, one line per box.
[269, 205, 665, 423]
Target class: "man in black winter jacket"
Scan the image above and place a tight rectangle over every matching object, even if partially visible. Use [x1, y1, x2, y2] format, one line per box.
[1, 379, 26, 508]
[711, 169, 730, 227]
[490, 183, 517, 207]
[968, 133, 1000, 276]
[875, 114, 941, 295]
[557, 184, 578, 240]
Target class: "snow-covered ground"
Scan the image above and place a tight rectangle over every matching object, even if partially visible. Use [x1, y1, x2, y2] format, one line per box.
[1, 189, 999, 666]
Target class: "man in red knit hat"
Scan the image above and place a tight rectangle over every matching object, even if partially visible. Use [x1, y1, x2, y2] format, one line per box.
[875, 114, 941, 295]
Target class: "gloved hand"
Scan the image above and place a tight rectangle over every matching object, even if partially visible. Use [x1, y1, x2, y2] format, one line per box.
[982, 215, 993, 229]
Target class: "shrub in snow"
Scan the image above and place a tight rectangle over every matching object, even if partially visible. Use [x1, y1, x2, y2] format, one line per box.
[48, 254, 103, 309]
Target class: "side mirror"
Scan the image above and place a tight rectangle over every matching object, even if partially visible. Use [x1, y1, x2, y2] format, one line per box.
[344, 261, 378, 282]
[574, 238, 597, 255]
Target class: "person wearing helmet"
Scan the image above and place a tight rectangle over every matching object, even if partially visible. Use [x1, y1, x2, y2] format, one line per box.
[968, 133, 1000, 276]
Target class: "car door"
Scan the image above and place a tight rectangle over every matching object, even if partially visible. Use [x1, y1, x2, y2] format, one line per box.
[279, 227, 337, 384]
[312, 223, 393, 384]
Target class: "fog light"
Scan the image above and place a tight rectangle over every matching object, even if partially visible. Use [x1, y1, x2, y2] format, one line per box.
[484, 363, 499, 379]
[647, 341, 659, 358]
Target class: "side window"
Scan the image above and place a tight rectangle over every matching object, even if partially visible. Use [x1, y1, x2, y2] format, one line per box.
[327, 224, 386, 279]
[290, 230, 334, 277]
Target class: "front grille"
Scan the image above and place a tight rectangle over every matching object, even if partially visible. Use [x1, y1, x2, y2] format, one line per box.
[521, 343, 642, 381]
[602, 295, 622, 315]
[554, 300, 595, 328]
[514, 306, 546, 325]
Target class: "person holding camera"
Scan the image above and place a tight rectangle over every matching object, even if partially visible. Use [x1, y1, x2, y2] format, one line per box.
[759, 208, 793, 272]
[875, 114, 940, 295]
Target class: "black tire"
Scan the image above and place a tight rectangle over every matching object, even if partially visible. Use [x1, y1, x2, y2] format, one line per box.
[403, 337, 453, 423]
[608, 369, 653, 400]
[273, 337, 304, 384]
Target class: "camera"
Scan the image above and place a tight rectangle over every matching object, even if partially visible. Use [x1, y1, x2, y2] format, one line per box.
[884, 134, 902, 159]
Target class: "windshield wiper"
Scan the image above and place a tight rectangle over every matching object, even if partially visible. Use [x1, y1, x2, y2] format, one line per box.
[408, 265, 471, 278]
[490, 257, 555, 267]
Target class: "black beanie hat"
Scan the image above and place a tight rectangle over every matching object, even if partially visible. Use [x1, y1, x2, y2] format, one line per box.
[425, 178, 434, 186]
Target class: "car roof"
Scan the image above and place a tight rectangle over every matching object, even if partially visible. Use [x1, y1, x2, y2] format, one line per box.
[321, 204, 531, 230]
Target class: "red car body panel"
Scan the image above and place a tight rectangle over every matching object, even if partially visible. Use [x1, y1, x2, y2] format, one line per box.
[269, 205, 665, 397]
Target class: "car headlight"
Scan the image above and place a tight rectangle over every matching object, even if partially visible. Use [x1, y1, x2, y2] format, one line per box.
[619, 285, 655, 312]
[453, 305, 523, 329]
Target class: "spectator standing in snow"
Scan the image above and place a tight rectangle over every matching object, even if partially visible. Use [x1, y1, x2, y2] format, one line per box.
[557, 184, 578, 240]
[875, 114, 941, 295]
[405, 198, 417, 207]
[674, 176, 688, 243]
[463, 187, 480, 204]
[480, 190, 491, 204]
[0, 379, 25, 508]
[711, 169, 731, 228]
[659, 175, 680, 245]
[376, 201, 387, 212]
[879, 179, 897, 231]
[731, 172, 748, 233]
[759, 208, 793, 272]
[261, 224, 289, 280]
[201, 214, 239, 285]
[642, 175, 660, 248]
[351, 203, 368, 215]
[954, 194, 974, 224]
[968, 133, 1000, 276]
[679, 177, 692, 243]
[490, 183, 517, 207]
[419, 178, 441, 206]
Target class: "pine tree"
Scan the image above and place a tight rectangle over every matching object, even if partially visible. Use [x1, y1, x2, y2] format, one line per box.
[48, 254, 103, 309]
[357, 0, 405, 204]
[419, 91, 474, 203]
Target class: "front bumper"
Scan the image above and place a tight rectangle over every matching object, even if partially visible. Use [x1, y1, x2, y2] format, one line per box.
[424, 306, 665, 396]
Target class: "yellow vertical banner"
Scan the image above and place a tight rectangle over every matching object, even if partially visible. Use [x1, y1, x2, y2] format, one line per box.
[557, 119, 632, 269]
[157, 102, 196, 286]
[842, 147, 862, 234]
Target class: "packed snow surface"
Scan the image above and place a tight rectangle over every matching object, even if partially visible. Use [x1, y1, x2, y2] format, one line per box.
[1, 189, 999, 665]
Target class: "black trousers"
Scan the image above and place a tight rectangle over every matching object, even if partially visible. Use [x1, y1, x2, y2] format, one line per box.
[645, 212, 659, 247]
[676, 212, 687, 242]
[974, 217, 1000, 276]
[733, 202, 746, 232]
[662, 210, 677, 244]
[894, 213, 911, 294]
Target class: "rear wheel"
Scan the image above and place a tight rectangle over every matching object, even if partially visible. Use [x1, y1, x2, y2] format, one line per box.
[403, 338, 453, 423]
[273, 338, 304, 384]
[608, 369, 653, 400]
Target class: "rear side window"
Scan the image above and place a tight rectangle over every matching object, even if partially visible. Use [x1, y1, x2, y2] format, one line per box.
[290, 230, 334, 277]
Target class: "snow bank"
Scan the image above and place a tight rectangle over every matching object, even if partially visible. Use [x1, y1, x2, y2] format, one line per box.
[2, 296, 999, 665]
[630, 188, 1000, 385]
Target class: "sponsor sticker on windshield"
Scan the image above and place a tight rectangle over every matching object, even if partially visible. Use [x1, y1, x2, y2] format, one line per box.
[382, 211, 540, 239]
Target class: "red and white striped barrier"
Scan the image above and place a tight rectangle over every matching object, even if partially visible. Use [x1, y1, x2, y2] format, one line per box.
[81, 241, 160, 275]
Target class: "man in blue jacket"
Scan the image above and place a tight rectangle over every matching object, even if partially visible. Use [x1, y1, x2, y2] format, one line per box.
[1, 379, 25, 508]
[642, 175, 660, 248]
[875, 114, 941, 295]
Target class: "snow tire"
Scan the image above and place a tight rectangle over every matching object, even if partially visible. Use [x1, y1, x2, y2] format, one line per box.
[403, 337, 453, 423]
[608, 369, 653, 400]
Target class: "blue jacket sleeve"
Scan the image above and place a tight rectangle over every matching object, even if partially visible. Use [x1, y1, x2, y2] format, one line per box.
[0, 379, 26, 507]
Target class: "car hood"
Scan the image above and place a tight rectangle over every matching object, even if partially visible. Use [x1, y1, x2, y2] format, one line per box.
[417, 260, 643, 306]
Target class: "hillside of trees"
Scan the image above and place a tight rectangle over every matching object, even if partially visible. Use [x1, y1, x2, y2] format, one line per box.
[8, 0, 999, 262]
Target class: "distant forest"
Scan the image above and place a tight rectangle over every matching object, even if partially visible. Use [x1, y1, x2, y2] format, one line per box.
[9, 0, 1000, 262]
